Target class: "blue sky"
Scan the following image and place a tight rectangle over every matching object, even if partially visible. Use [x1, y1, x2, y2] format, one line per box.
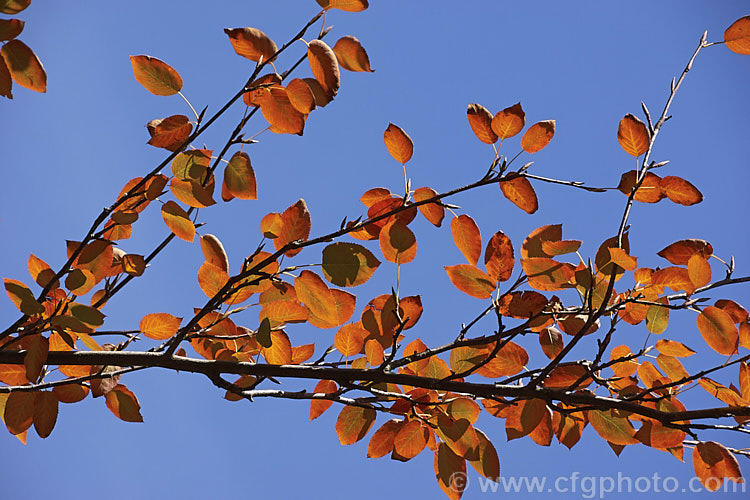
[2, 1, 749, 498]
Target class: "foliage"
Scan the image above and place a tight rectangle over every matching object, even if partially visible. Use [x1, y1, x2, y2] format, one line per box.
[2, 3, 750, 497]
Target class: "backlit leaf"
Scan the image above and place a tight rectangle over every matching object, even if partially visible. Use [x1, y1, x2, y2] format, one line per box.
[322, 242, 381, 287]
[52, 383, 89, 404]
[1, 39, 45, 92]
[140, 312, 181, 340]
[262, 330, 292, 364]
[296, 270, 356, 328]
[336, 405, 376, 445]
[475, 341, 528, 378]
[32, 391, 57, 438]
[541, 239, 581, 256]
[0, 55, 12, 98]
[224, 27, 277, 63]
[692, 441, 743, 491]
[308, 39, 340, 97]
[333, 35, 373, 72]
[0, 18, 24, 41]
[491, 102, 525, 139]
[302, 77, 332, 107]
[4, 278, 44, 315]
[484, 231, 514, 282]
[588, 409, 639, 445]
[499, 176, 538, 214]
[521, 257, 575, 291]
[146, 114, 192, 151]
[539, 326, 564, 360]
[105, 384, 143, 422]
[224, 152, 257, 200]
[161, 200, 195, 242]
[445, 264, 496, 299]
[243, 73, 282, 107]
[521, 120, 555, 153]
[434, 443, 466, 500]
[200, 234, 230, 272]
[27, 253, 57, 289]
[383, 123, 413, 164]
[542, 363, 592, 389]
[616, 114, 649, 156]
[655, 339, 696, 357]
[724, 16, 750, 55]
[121, 254, 146, 277]
[367, 419, 403, 458]
[451, 215, 481, 266]
[379, 220, 417, 264]
[659, 175, 703, 206]
[687, 254, 711, 288]
[645, 297, 669, 335]
[0, 0, 31, 14]
[129, 55, 181, 96]
[466, 103, 498, 144]
[657, 239, 713, 265]
[258, 86, 306, 135]
[394, 420, 428, 460]
[24, 335, 48, 382]
[617, 170, 665, 203]
[334, 322, 366, 356]
[697, 306, 739, 355]
[316, 0, 369, 12]
[413, 187, 444, 227]
[0, 363, 27, 385]
[4, 390, 34, 434]
[273, 199, 310, 257]
[286, 78, 316, 114]
[310, 380, 337, 420]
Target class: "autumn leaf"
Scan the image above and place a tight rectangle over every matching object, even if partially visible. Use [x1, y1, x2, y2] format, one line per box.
[224, 27, 277, 63]
[588, 409, 639, 445]
[466, 103, 498, 144]
[0, 18, 24, 41]
[521, 120, 555, 153]
[200, 234, 230, 272]
[27, 253, 57, 289]
[697, 306, 739, 355]
[336, 405, 376, 445]
[1, 39, 46, 92]
[367, 419, 403, 458]
[223, 151, 257, 200]
[273, 199, 311, 257]
[660, 176, 703, 206]
[379, 220, 417, 264]
[394, 420, 429, 460]
[286, 78, 316, 114]
[316, 0, 369, 11]
[616, 114, 649, 156]
[310, 380, 337, 420]
[654, 339, 696, 357]
[4, 278, 44, 315]
[146, 115, 192, 151]
[724, 16, 750, 55]
[0, 0, 31, 15]
[322, 242, 381, 287]
[129, 55, 182, 96]
[434, 443, 467, 500]
[0, 55, 12, 98]
[33, 391, 58, 439]
[484, 231, 514, 282]
[161, 200, 195, 242]
[333, 36, 373, 72]
[445, 264, 496, 299]
[692, 441, 743, 491]
[105, 384, 143, 423]
[413, 187, 444, 227]
[499, 176, 538, 214]
[617, 170, 665, 203]
[491, 102, 525, 139]
[140, 312, 182, 340]
[657, 239, 713, 265]
[308, 39, 340, 97]
[258, 86, 306, 135]
[451, 215, 481, 266]
[383, 123, 413, 164]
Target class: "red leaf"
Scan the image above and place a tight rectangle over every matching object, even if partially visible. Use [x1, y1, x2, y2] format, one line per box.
[146, 114, 192, 151]
[484, 231, 514, 282]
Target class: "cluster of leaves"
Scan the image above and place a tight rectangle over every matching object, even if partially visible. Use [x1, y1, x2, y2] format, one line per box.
[2, 3, 750, 498]
[0, 0, 45, 98]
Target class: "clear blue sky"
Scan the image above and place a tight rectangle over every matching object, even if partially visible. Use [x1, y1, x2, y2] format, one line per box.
[2, 1, 749, 498]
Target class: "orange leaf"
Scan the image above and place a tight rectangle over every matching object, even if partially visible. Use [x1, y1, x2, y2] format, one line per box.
[484, 231, 514, 282]
[521, 257, 575, 291]
[24, 335, 48, 382]
[741, 362, 750, 401]
[379, 220, 417, 264]
[200, 234, 229, 272]
[724, 16, 750, 55]
[52, 383, 90, 404]
[588, 409, 639, 445]
[451, 215, 481, 266]
[445, 264, 496, 299]
[316, 0, 369, 12]
[224, 151, 257, 200]
[32, 391, 58, 438]
[310, 380, 337, 420]
[543, 363, 592, 389]
[383, 123, 413, 164]
[645, 297, 670, 335]
[295, 270, 355, 328]
[27, 253, 57, 290]
[224, 27, 277, 63]
[336, 405, 376, 445]
[146, 114, 192, 151]
[521, 120, 555, 153]
[657, 239, 713, 265]
[122, 254, 146, 277]
[105, 384, 143, 422]
[302, 77, 332, 107]
[0, 363, 28, 385]
[655, 339, 696, 357]
[660, 176, 703, 206]
[307, 39, 340, 97]
[367, 419, 403, 458]
[687, 254, 711, 288]
[273, 199, 310, 257]
[4, 278, 44, 315]
[692, 441, 743, 491]
[697, 306, 739, 355]
[651, 267, 694, 294]
[466, 103, 498, 144]
[258, 86, 306, 135]
[616, 114, 649, 156]
[476, 341, 529, 378]
[129, 55, 181, 96]
[541, 239, 581, 256]
[1, 39, 45, 92]
[262, 330, 293, 365]
[617, 170, 665, 203]
[0, 55, 12, 98]
[260, 212, 284, 238]
[0, 18, 23, 41]
[75, 240, 115, 284]
[335, 322, 366, 356]
[364, 338, 384, 366]
[322, 242, 381, 287]
[161, 200, 195, 242]
[394, 420, 428, 460]
[4, 390, 34, 434]
[413, 187, 444, 227]
[360, 187, 392, 207]
[491, 102, 525, 139]
[333, 35, 373, 72]
[286, 78, 316, 114]
[259, 300, 308, 328]
[243, 73, 282, 107]
[434, 443, 467, 500]
[140, 312, 181, 340]
[0, 1, 31, 15]
[499, 176, 538, 214]
[197, 261, 229, 299]
[539, 326, 564, 360]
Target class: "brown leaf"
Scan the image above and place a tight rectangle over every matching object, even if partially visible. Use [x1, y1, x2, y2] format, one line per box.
[617, 170, 665, 203]
[484, 231, 514, 282]
[724, 16, 750, 55]
[333, 35, 373, 72]
[322, 242, 381, 287]
[521, 120, 555, 153]
[308, 39, 340, 97]
[146, 114, 192, 151]
[0, 55, 12, 98]
[32, 391, 58, 438]
[466, 103, 498, 144]
[224, 27, 277, 63]
[1, 39, 45, 92]
[223, 151, 257, 200]
[657, 239, 713, 266]
[105, 384, 143, 422]
[0, 0, 31, 15]
[383, 123, 413, 164]
[617, 114, 649, 156]
[129, 55, 181, 96]
[0, 18, 24, 41]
